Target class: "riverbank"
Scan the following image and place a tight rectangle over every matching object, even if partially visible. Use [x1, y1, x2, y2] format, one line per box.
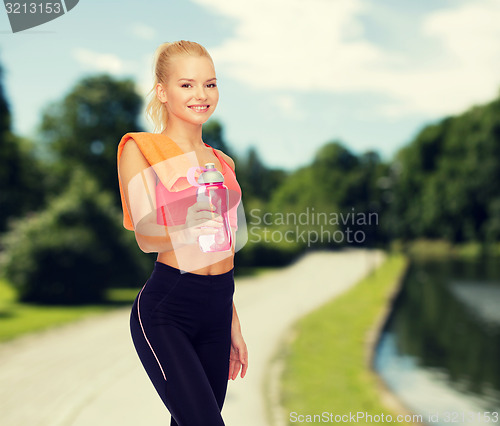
[271, 252, 420, 425]
[392, 238, 500, 259]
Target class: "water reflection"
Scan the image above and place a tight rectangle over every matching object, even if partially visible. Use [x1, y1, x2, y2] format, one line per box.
[374, 256, 500, 426]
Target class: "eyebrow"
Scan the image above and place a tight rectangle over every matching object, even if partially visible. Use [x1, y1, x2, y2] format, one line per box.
[178, 78, 217, 82]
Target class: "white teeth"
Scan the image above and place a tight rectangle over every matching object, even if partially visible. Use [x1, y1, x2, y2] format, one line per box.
[190, 106, 208, 111]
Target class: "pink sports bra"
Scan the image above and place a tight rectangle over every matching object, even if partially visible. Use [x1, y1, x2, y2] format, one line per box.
[155, 145, 241, 230]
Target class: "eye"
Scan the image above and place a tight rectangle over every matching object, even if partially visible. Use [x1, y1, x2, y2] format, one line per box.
[207, 83, 217, 88]
[181, 83, 192, 88]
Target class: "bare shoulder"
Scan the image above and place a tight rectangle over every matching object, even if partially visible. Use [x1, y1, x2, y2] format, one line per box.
[119, 139, 149, 178]
[215, 148, 236, 171]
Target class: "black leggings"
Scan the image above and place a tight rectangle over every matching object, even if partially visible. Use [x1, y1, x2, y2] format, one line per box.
[130, 261, 234, 426]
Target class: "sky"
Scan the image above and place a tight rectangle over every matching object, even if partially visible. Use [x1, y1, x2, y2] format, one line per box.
[1, 0, 500, 171]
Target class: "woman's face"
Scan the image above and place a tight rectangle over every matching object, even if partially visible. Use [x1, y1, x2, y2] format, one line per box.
[161, 55, 219, 126]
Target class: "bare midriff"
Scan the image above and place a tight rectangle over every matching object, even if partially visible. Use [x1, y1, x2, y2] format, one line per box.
[156, 230, 235, 275]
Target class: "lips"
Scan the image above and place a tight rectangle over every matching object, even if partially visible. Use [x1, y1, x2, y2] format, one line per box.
[188, 105, 210, 112]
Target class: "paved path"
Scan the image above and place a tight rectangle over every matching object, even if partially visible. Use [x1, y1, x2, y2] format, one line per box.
[0, 248, 384, 426]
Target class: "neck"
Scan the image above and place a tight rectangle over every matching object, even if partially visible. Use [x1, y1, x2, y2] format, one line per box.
[162, 119, 205, 152]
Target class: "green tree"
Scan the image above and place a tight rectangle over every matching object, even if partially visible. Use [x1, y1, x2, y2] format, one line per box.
[237, 146, 287, 203]
[0, 62, 44, 233]
[0, 167, 150, 304]
[37, 73, 144, 202]
[202, 119, 235, 158]
[391, 94, 500, 245]
[263, 140, 389, 249]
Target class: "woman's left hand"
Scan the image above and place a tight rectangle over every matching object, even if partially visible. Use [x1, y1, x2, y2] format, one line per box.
[229, 329, 248, 380]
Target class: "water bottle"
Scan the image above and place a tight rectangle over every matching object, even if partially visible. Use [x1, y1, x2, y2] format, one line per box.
[187, 163, 232, 252]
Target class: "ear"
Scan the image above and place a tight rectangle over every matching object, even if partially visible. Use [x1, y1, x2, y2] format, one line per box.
[156, 83, 168, 103]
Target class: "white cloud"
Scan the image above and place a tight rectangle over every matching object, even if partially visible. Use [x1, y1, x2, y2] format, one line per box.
[419, 0, 500, 109]
[194, 0, 381, 90]
[192, 0, 500, 117]
[132, 23, 156, 40]
[72, 48, 126, 75]
[271, 95, 304, 120]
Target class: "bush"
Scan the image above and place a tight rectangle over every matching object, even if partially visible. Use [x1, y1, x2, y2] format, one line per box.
[234, 225, 307, 268]
[0, 166, 150, 305]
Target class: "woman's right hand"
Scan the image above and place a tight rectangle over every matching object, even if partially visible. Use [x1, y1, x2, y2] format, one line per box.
[183, 201, 224, 244]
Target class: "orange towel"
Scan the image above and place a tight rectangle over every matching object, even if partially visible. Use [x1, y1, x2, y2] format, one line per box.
[117, 132, 197, 230]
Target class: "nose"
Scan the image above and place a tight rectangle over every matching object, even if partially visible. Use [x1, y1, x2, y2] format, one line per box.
[195, 85, 207, 100]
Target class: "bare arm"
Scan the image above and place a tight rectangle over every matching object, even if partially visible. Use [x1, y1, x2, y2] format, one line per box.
[229, 299, 248, 379]
[118, 140, 190, 253]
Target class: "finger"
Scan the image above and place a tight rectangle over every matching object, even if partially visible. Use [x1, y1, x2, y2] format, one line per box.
[228, 359, 235, 380]
[241, 361, 248, 378]
[197, 207, 217, 218]
[198, 226, 220, 235]
[203, 219, 224, 227]
[231, 360, 240, 380]
[232, 361, 241, 380]
[240, 350, 248, 378]
[195, 219, 223, 230]
[196, 201, 212, 210]
[197, 216, 224, 228]
[196, 201, 216, 213]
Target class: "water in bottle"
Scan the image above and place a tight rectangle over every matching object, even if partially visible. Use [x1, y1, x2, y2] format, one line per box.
[187, 162, 232, 252]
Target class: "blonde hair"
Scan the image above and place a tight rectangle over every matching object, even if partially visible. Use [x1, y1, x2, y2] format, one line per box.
[145, 40, 213, 134]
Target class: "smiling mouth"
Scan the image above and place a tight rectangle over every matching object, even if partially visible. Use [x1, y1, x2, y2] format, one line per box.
[188, 105, 210, 112]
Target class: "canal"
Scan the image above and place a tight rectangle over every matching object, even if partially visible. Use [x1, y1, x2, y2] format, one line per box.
[374, 255, 500, 426]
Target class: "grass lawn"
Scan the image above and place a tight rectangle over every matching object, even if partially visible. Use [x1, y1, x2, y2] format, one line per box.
[279, 252, 417, 425]
[0, 265, 278, 344]
[0, 279, 138, 343]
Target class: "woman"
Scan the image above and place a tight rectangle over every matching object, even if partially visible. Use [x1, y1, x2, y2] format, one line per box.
[117, 40, 248, 426]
